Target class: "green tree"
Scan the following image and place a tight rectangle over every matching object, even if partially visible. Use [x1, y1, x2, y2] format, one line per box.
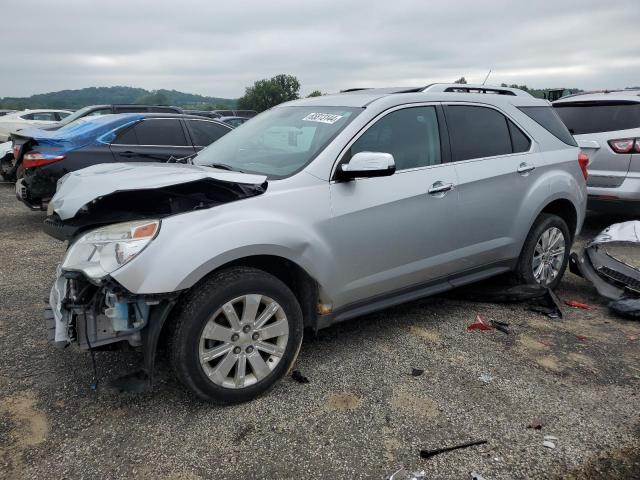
[307, 90, 322, 97]
[454, 77, 467, 84]
[136, 90, 169, 105]
[237, 74, 301, 112]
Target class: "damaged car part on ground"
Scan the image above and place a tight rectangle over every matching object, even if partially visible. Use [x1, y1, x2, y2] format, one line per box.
[570, 220, 640, 318]
[44, 84, 587, 403]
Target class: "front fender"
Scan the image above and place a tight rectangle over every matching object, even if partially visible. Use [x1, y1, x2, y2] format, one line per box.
[111, 180, 332, 295]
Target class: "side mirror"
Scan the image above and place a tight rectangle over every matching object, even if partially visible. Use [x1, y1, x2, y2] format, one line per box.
[336, 151, 396, 181]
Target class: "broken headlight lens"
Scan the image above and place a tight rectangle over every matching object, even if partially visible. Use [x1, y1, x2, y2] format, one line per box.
[62, 220, 160, 280]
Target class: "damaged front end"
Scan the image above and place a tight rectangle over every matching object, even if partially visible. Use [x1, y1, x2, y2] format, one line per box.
[46, 268, 176, 350]
[570, 221, 640, 318]
[43, 162, 268, 241]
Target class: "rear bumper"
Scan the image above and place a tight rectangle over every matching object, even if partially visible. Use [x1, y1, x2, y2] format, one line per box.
[587, 175, 640, 214]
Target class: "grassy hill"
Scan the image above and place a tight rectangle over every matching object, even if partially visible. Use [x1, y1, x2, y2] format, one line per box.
[0, 86, 237, 110]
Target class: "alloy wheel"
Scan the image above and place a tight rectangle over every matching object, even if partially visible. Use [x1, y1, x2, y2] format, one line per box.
[199, 294, 289, 389]
[532, 226, 566, 285]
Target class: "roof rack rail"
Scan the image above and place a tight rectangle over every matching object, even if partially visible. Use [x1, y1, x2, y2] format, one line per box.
[340, 86, 430, 94]
[423, 83, 531, 97]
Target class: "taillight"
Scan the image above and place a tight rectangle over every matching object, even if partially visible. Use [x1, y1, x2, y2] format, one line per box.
[578, 152, 589, 181]
[22, 151, 65, 168]
[608, 138, 637, 153]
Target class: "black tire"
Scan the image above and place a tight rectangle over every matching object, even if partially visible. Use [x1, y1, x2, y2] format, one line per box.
[170, 267, 303, 403]
[515, 213, 571, 290]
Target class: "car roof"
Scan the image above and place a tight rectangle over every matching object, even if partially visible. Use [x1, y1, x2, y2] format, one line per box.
[11, 109, 72, 115]
[554, 90, 640, 104]
[283, 84, 545, 109]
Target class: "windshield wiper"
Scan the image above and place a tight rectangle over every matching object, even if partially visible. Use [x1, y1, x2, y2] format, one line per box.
[207, 163, 243, 173]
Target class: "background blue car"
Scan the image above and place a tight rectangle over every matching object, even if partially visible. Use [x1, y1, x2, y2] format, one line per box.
[12, 113, 232, 209]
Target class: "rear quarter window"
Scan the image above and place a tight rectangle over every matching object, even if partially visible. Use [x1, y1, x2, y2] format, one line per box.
[553, 102, 640, 135]
[518, 106, 577, 146]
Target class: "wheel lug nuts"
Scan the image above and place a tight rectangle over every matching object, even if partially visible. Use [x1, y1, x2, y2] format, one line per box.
[242, 325, 251, 333]
[231, 334, 239, 342]
[233, 346, 241, 354]
[246, 346, 254, 354]
[252, 332, 259, 340]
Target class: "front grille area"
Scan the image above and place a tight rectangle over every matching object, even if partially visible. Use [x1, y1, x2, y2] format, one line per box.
[598, 265, 640, 293]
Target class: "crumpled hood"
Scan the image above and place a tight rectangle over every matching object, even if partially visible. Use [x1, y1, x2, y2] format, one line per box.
[49, 162, 267, 220]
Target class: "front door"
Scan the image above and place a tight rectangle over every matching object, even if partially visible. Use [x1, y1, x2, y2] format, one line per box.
[326, 105, 460, 308]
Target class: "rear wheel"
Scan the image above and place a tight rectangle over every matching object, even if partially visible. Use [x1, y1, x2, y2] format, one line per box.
[170, 267, 303, 403]
[515, 213, 570, 290]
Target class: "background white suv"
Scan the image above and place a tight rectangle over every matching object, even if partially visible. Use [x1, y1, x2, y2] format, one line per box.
[554, 90, 640, 214]
[0, 109, 72, 141]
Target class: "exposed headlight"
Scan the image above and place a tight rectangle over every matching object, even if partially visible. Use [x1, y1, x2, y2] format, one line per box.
[62, 220, 160, 280]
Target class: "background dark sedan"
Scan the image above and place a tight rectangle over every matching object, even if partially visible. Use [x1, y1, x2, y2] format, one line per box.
[14, 113, 232, 209]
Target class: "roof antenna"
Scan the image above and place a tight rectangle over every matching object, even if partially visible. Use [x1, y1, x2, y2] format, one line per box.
[482, 69, 492, 85]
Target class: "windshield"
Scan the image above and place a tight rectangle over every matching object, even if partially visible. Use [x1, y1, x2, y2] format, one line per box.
[194, 106, 362, 178]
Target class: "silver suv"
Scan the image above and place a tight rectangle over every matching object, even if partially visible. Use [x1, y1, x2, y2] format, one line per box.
[553, 90, 640, 214]
[45, 84, 587, 403]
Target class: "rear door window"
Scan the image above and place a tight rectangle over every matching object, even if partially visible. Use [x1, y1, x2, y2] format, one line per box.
[133, 119, 188, 146]
[445, 105, 513, 161]
[554, 102, 640, 135]
[186, 120, 231, 146]
[114, 125, 138, 144]
[519, 106, 577, 146]
[347, 106, 441, 170]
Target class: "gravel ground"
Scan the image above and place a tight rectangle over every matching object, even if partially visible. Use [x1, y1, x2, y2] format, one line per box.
[1, 182, 639, 479]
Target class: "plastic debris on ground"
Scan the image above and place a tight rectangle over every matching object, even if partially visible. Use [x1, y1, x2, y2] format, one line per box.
[570, 221, 640, 319]
[420, 439, 487, 459]
[291, 370, 309, 384]
[526, 288, 564, 319]
[609, 297, 640, 319]
[527, 418, 544, 430]
[575, 335, 589, 341]
[471, 472, 487, 480]
[388, 467, 427, 480]
[543, 440, 556, 449]
[564, 299, 591, 309]
[411, 368, 424, 377]
[467, 315, 493, 332]
[478, 373, 492, 384]
[490, 319, 511, 334]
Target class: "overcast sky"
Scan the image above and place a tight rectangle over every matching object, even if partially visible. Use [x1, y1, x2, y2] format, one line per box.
[2, 0, 639, 98]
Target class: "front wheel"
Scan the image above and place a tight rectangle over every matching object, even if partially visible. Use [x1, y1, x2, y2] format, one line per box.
[170, 267, 303, 403]
[515, 213, 571, 290]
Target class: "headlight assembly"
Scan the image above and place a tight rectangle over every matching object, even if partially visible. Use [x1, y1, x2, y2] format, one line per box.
[62, 220, 160, 280]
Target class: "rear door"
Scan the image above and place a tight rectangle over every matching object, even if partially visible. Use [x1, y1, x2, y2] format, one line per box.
[444, 103, 537, 273]
[109, 118, 196, 162]
[554, 101, 640, 188]
[184, 119, 232, 151]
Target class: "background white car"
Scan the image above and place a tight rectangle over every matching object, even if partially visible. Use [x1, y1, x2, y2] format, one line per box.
[0, 109, 72, 141]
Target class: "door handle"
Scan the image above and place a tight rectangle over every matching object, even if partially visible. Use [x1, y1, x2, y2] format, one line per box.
[517, 163, 536, 174]
[428, 181, 454, 195]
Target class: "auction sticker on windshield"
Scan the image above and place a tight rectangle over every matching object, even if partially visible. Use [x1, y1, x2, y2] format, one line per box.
[302, 113, 344, 124]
